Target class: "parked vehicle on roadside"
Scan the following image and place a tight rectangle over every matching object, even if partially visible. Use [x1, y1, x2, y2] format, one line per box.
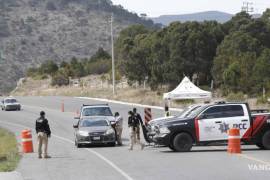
[73, 118, 116, 148]
[1, 97, 21, 111]
[153, 102, 270, 152]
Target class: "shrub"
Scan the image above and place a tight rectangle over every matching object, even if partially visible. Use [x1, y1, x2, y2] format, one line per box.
[51, 72, 69, 86]
[85, 59, 111, 75]
[226, 92, 246, 102]
[256, 96, 269, 105]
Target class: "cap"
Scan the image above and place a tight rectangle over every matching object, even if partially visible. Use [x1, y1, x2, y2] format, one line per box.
[40, 111, 45, 116]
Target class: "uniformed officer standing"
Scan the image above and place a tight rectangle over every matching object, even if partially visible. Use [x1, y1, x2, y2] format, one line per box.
[35, 111, 51, 159]
[114, 112, 123, 145]
[128, 109, 144, 150]
[133, 108, 144, 143]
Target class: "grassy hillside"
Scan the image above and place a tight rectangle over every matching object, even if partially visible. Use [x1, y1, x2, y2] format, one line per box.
[0, 0, 156, 93]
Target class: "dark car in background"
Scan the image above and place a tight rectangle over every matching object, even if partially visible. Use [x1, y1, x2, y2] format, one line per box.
[1, 97, 21, 111]
[73, 118, 116, 148]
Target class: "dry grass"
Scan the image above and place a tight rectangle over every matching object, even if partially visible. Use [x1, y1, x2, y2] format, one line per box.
[12, 77, 181, 107]
[0, 128, 21, 172]
[12, 77, 270, 109]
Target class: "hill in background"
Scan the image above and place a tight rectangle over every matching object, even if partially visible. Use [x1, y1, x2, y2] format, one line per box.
[152, 11, 233, 25]
[151, 11, 261, 25]
[0, 0, 156, 93]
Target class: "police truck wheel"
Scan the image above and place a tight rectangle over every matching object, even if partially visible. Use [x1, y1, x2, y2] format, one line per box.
[256, 142, 265, 150]
[262, 131, 270, 150]
[173, 133, 193, 152]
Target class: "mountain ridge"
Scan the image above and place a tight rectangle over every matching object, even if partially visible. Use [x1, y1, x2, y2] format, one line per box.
[152, 11, 233, 25]
[0, 0, 155, 93]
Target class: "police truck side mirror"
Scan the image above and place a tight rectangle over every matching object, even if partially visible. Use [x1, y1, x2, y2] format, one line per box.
[198, 114, 206, 120]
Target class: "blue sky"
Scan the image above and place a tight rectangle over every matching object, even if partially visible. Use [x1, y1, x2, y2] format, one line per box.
[111, 0, 270, 17]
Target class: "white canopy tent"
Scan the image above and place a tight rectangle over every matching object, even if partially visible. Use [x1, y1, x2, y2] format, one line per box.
[163, 76, 212, 100]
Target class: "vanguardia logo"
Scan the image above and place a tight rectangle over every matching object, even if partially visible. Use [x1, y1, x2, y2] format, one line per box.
[248, 164, 270, 171]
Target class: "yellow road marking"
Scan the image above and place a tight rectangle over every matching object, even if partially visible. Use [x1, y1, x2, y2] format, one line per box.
[238, 154, 270, 165]
[211, 146, 270, 165]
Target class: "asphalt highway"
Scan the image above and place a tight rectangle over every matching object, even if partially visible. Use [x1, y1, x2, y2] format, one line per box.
[0, 96, 270, 180]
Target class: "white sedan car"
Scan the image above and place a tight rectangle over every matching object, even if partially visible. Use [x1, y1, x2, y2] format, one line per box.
[1, 97, 21, 111]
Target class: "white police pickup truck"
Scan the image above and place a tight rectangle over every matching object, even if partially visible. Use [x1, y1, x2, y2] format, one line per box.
[153, 102, 270, 152]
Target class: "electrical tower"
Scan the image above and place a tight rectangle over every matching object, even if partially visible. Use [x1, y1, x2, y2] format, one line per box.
[242, 1, 254, 13]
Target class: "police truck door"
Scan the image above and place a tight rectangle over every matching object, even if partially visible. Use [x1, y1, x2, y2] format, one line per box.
[222, 105, 250, 139]
[197, 106, 228, 141]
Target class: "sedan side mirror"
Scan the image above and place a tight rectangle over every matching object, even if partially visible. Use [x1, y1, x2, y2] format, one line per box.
[73, 124, 78, 129]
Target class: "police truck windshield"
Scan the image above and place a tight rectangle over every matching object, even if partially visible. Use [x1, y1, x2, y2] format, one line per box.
[185, 106, 206, 118]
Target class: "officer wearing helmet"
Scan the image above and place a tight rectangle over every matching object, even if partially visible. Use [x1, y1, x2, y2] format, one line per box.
[35, 111, 51, 159]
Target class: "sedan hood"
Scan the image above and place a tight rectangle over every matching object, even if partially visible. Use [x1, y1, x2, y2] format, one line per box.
[5, 103, 20, 106]
[81, 116, 115, 122]
[79, 126, 110, 132]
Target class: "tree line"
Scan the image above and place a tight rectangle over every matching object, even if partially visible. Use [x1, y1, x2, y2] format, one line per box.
[27, 48, 111, 86]
[115, 10, 270, 97]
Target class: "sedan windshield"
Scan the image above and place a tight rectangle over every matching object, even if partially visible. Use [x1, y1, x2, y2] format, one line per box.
[82, 107, 113, 116]
[4, 99, 17, 103]
[80, 120, 109, 127]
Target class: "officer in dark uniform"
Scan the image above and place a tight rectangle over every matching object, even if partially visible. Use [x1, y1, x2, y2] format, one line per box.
[35, 111, 51, 159]
[128, 109, 144, 150]
[133, 108, 144, 141]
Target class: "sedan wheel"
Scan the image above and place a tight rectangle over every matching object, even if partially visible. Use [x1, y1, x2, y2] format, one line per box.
[75, 140, 82, 148]
[108, 142, 116, 147]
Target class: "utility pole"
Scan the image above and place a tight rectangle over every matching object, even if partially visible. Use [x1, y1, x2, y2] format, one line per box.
[242, 1, 254, 13]
[110, 14, 116, 95]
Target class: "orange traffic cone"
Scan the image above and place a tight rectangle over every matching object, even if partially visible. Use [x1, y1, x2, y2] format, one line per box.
[21, 130, 33, 153]
[61, 100, 64, 112]
[227, 128, 241, 154]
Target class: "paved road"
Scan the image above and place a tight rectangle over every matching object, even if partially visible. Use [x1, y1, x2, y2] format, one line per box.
[0, 96, 270, 180]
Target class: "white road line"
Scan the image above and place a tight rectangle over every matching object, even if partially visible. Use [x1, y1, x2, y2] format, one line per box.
[76, 97, 183, 112]
[0, 120, 133, 180]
